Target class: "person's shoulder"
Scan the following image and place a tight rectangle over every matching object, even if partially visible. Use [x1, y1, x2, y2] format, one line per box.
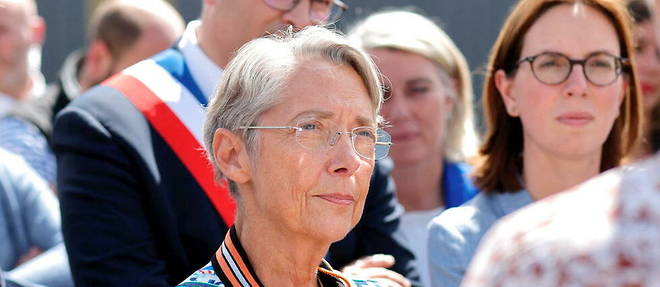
[60, 83, 136, 120]
[177, 262, 225, 287]
[8, 83, 61, 135]
[430, 192, 498, 234]
[55, 75, 152, 137]
[427, 192, 501, 257]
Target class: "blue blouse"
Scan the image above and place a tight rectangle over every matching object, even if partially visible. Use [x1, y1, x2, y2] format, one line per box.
[427, 189, 533, 287]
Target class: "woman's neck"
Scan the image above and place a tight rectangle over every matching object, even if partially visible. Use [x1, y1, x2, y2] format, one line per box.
[523, 144, 601, 201]
[392, 156, 444, 211]
[235, 218, 327, 287]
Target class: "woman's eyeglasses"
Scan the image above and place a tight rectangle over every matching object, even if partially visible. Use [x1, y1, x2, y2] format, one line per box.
[516, 51, 628, 86]
[263, 0, 348, 23]
[238, 122, 392, 160]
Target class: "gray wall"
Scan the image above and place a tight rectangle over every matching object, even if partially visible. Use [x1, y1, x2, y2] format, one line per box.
[37, 0, 517, 106]
[38, 0, 86, 84]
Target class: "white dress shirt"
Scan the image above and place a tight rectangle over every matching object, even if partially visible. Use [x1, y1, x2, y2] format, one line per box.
[178, 20, 224, 99]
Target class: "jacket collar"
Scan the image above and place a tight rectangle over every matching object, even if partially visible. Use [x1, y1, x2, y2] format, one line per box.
[213, 226, 357, 287]
[491, 189, 534, 217]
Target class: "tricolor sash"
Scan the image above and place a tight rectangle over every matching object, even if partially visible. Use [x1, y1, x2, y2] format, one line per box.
[102, 49, 236, 226]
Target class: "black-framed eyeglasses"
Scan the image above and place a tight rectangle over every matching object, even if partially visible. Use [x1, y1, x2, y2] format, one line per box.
[263, 0, 348, 24]
[238, 124, 392, 160]
[516, 52, 629, 86]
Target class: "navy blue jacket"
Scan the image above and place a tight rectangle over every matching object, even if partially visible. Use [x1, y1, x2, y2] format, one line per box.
[53, 52, 418, 287]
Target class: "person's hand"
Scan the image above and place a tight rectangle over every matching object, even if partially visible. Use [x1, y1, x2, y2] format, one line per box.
[341, 254, 411, 287]
[15, 247, 42, 266]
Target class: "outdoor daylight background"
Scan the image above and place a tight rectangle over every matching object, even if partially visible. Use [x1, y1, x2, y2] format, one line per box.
[38, 0, 519, 129]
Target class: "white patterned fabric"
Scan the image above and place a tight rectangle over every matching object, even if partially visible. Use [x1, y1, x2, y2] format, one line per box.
[463, 153, 660, 287]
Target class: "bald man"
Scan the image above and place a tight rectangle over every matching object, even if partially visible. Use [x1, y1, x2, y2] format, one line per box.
[80, 0, 184, 91]
[0, 0, 45, 115]
[0, 0, 184, 186]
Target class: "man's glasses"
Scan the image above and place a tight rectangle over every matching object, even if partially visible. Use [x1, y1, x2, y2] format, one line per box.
[263, 0, 348, 23]
[238, 121, 392, 160]
[516, 52, 628, 86]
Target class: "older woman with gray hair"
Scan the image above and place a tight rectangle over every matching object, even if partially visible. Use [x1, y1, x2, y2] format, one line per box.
[177, 26, 394, 287]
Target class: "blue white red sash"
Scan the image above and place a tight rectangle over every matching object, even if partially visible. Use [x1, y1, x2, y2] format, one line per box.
[102, 51, 236, 226]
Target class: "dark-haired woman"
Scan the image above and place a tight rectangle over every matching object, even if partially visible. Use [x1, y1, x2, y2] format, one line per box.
[427, 0, 643, 286]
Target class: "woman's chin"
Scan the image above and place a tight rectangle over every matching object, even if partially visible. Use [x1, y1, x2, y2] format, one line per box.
[307, 221, 357, 244]
[391, 151, 432, 166]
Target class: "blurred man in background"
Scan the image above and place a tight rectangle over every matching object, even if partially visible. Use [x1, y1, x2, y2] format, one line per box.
[0, 0, 45, 116]
[0, 0, 184, 187]
[0, 147, 71, 287]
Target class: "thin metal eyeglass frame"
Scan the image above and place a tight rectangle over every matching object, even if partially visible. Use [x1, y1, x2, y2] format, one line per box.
[516, 52, 628, 86]
[237, 125, 392, 160]
[262, 0, 348, 23]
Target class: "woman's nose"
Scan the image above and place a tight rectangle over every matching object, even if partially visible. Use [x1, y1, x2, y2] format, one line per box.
[563, 65, 589, 97]
[327, 132, 362, 176]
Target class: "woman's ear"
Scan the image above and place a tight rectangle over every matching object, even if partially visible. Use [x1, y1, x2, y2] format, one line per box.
[212, 128, 251, 184]
[495, 69, 519, 117]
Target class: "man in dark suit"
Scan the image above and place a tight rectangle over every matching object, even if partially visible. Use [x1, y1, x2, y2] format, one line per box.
[1, 0, 184, 187]
[54, 0, 419, 286]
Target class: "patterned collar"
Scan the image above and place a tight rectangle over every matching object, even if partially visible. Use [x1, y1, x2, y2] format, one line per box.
[212, 227, 358, 287]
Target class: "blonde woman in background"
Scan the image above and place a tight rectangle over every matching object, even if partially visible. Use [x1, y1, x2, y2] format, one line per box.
[349, 10, 480, 286]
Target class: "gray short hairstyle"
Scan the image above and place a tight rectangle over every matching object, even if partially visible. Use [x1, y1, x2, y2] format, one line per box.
[204, 26, 384, 195]
[348, 10, 479, 162]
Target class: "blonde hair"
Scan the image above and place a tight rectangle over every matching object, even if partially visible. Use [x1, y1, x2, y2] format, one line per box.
[348, 10, 479, 162]
[204, 26, 384, 193]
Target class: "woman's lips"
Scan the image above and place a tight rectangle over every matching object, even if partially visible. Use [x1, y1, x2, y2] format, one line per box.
[315, 194, 355, 206]
[390, 132, 418, 143]
[556, 112, 594, 126]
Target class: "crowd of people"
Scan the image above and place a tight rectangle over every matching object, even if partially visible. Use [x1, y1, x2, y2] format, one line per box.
[0, 0, 658, 286]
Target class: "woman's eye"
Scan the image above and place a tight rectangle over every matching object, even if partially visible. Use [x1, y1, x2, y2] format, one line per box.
[539, 60, 560, 68]
[412, 86, 430, 93]
[355, 129, 376, 138]
[300, 123, 317, 130]
[407, 85, 430, 97]
[588, 58, 614, 69]
[298, 121, 323, 130]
